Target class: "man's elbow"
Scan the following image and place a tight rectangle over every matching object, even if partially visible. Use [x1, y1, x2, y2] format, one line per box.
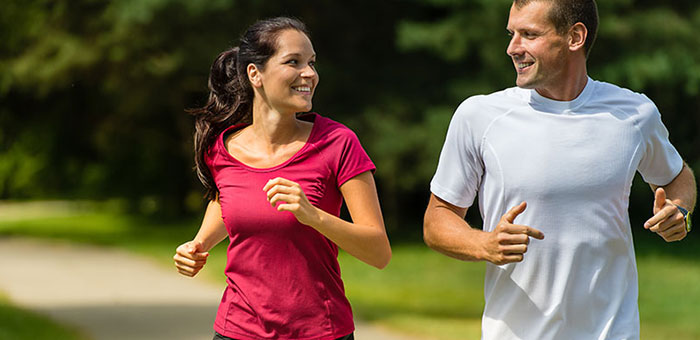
[423, 214, 440, 250]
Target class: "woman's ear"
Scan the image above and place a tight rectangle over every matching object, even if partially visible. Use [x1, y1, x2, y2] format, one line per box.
[247, 63, 263, 88]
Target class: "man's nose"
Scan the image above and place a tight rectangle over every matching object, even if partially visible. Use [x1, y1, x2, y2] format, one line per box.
[506, 35, 522, 57]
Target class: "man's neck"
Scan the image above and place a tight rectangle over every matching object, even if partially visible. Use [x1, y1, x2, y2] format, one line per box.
[535, 57, 589, 101]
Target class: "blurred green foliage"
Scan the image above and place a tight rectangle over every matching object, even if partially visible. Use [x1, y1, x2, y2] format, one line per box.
[1, 0, 698, 235]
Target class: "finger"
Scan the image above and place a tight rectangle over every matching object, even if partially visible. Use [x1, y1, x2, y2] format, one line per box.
[276, 203, 300, 213]
[501, 244, 528, 255]
[501, 223, 531, 233]
[502, 202, 527, 224]
[174, 255, 207, 268]
[190, 239, 204, 253]
[175, 264, 204, 276]
[265, 185, 298, 201]
[494, 254, 525, 265]
[174, 260, 200, 273]
[179, 240, 203, 254]
[651, 212, 685, 233]
[499, 224, 545, 240]
[496, 232, 530, 245]
[663, 229, 687, 242]
[645, 205, 678, 230]
[524, 226, 545, 240]
[177, 268, 194, 277]
[187, 252, 209, 261]
[269, 193, 299, 207]
[654, 187, 667, 212]
[176, 246, 209, 260]
[176, 266, 199, 277]
[175, 257, 206, 269]
[263, 177, 298, 192]
[657, 222, 685, 239]
[262, 177, 282, 192]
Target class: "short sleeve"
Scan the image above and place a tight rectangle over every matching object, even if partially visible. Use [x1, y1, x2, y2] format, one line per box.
[204, 143, 218, 175]
[636, 96, 683, 186]
[430, 100, 484, 208]
[334, 129, 376, 187]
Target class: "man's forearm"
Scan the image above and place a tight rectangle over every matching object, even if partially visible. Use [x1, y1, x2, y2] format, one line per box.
[655, 162, 697, 212]
[423, 195, 488, 262]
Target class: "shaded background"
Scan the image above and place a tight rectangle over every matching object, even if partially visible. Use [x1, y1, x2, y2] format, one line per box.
[1, 0, 699, 241]
[2, 1, 700, 339]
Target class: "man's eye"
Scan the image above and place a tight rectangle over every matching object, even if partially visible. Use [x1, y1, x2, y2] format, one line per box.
[286, 59, 298, 65]
[309, 61, 316, 67]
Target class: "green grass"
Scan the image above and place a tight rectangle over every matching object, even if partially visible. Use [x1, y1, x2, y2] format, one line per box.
[0, 293, 88, 340]
[637, 255, 700, 339]
[1, 201, 699, 339]
[338, 245, 484, 339]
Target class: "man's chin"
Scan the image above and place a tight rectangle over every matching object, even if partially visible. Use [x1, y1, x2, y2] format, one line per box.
[516, 81, 536, 89]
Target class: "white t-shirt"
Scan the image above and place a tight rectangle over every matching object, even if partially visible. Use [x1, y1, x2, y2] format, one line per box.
[430, 78, 683, 340]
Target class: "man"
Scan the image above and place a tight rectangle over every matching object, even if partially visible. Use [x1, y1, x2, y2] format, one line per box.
[423, 0, 697, 339]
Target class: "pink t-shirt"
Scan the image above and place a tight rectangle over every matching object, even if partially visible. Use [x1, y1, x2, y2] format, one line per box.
[205, 113, 375, 340]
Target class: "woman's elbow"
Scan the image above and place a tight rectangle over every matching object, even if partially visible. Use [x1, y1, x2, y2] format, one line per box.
[371, 247, 392, 269]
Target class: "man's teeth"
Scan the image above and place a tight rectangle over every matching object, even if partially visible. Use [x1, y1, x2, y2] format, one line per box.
[518, 63, 533, 69]
[293, 86, 311, 92]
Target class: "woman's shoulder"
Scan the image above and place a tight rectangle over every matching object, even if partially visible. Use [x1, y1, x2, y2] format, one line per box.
[206, 123, 248, 164]
[304, 113, 359, 142]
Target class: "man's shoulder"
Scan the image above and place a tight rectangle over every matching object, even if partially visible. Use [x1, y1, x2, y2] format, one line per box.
[590, 79, 654, 106]
[588, 79, 660, 122]
[455, 86, 526, 117]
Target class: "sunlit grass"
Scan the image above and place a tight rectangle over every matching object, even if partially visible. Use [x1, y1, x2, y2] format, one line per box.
[338, 245, 484, 339]
[0, 292, 88, 340]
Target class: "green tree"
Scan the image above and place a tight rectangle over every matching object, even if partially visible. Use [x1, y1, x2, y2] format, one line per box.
[1, 0, 697, 230]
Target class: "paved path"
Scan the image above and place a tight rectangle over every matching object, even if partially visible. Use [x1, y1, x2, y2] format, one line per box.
[0, 237, 419, 340]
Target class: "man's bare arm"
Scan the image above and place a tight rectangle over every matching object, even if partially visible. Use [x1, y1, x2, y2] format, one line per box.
[423, 194, 544, 265]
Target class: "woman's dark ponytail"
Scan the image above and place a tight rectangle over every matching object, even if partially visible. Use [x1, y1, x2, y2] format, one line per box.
[189, 17, 309, 200]
[189, 47, 252, 200]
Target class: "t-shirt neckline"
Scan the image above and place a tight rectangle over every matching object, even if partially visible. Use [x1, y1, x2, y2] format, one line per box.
[218, 112, 320, 172]
[528, 77, 595, 113]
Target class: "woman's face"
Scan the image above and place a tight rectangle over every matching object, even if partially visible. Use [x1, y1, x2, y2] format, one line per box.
[253, 29, 318, 114]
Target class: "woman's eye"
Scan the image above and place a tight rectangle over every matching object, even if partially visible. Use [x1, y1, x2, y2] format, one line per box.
[309, 61, 316, 67]
[286, 59, 298, 65]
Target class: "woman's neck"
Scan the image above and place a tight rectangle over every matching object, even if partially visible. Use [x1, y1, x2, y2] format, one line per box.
[247, 102, 309, 154]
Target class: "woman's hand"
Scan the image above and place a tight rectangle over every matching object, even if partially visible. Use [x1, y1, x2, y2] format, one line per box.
[173, 240, 210, 277]
[263, 177, 321, 226]
[265, 172, 391, 269]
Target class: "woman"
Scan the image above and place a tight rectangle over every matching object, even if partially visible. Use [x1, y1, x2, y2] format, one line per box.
[173, 17, 391, 340]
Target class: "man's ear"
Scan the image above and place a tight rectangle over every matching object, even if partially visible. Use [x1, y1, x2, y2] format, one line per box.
[569, 22, 587, 53]
[247, 63, 262, 88]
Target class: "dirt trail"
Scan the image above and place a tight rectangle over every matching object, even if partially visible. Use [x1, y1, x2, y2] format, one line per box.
[0, 237, 418, 340]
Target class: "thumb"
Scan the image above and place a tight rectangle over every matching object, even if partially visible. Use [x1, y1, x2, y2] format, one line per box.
[654, 187, 666, 212]
[502, 201, 527, 224]
[188, 240, 204, 254]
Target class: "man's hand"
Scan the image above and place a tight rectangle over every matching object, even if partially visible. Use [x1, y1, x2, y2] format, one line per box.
[644, 187, 687, 242]
[483, 202, 544, 265]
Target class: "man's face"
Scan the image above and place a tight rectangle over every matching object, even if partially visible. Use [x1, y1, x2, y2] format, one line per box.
[506, 1, 570, 94]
